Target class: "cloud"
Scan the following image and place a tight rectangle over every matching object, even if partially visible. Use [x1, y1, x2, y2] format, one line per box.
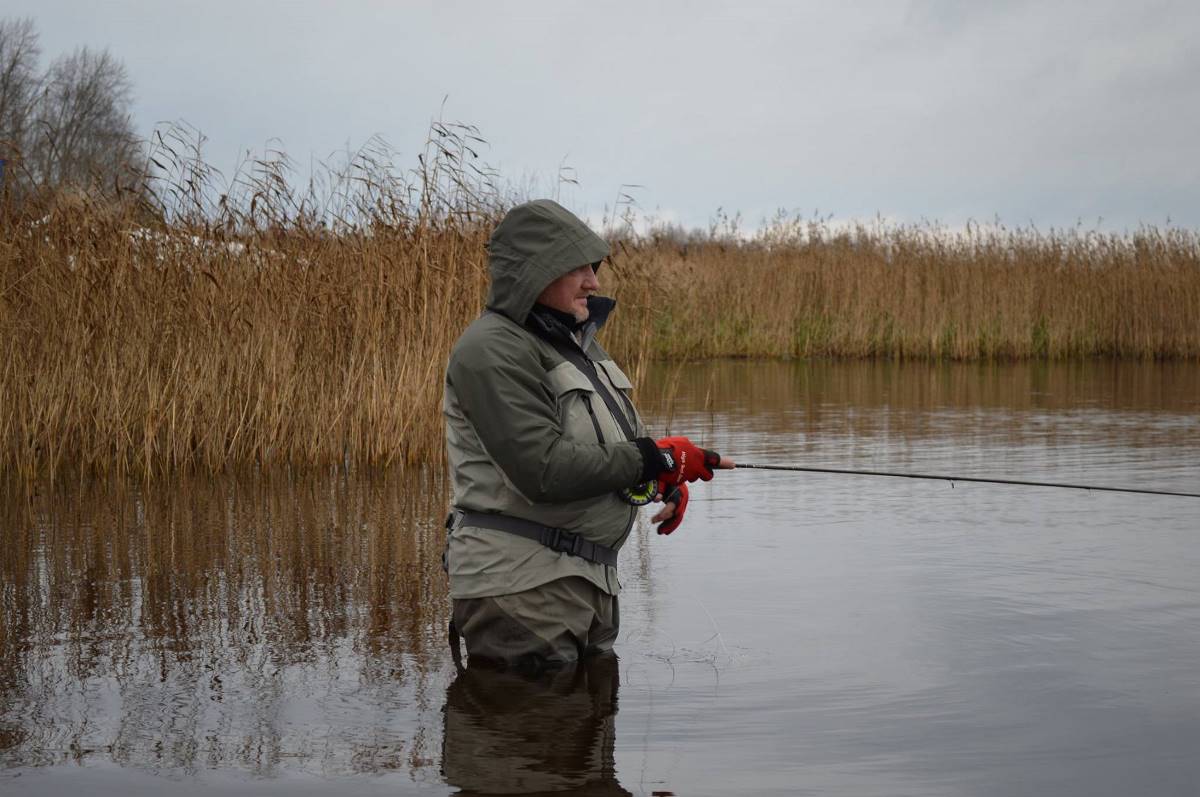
[7, 0, 1199, 228]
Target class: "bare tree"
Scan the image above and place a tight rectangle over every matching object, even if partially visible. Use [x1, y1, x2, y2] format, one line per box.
[0, 18, 42, 177]
[30, 45, 139, 191]
[0, 18, 141, 199]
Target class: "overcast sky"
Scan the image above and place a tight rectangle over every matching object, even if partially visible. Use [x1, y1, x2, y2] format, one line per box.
[8, 0, 1200, 230]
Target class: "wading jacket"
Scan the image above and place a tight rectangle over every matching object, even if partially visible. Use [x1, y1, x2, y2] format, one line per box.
[443, 200, 658, 599]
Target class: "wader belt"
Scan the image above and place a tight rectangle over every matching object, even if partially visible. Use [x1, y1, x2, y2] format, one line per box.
[455, 510, 619, 567]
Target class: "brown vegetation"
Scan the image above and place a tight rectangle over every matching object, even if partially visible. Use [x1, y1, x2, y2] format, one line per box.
[2, 131, 1198, 482]
[606, 218, 1200, 363]
[1, 122, 496, 482]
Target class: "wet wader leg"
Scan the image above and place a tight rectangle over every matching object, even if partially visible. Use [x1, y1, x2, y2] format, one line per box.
[452, 577, 620, 668]
[586, 593, 619, 655]
[452, 595, 563, 668]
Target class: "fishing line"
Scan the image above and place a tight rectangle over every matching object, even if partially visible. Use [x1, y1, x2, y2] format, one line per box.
[733, 463, 1200, 498]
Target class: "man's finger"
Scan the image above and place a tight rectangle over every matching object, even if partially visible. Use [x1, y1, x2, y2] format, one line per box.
[650, 501, 677, 523]
[717, 455, 736, 469]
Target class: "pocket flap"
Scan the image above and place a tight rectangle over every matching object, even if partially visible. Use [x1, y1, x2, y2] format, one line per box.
[546, 361, 595, 396]
[596, 359, 634, 390]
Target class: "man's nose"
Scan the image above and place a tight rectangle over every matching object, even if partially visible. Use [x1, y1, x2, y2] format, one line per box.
[583, 268, 600, 290]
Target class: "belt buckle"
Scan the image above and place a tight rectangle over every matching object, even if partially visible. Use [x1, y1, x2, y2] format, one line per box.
[546, 527, 581, 556]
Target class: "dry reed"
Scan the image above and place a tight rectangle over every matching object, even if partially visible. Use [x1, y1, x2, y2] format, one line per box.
[1, 122, 495, 482]
[2, 129, 1198, 482]
[603, 218, 1200, 363]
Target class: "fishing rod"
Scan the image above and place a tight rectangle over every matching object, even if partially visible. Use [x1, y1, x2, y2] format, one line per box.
[733, 463, 1200, 499]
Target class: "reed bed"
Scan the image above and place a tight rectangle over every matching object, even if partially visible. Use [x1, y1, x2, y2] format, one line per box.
[605, 219, 1200, 363]
[2, 130, 1198, 481]
[0, 204, 491, 482]
[1, 123, 496, 482]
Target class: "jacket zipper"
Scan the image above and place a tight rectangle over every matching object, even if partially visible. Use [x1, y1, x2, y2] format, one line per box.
[581, 394, 606, 444]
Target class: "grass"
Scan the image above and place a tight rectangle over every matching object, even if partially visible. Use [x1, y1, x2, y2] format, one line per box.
[2, 128, 1198, 481]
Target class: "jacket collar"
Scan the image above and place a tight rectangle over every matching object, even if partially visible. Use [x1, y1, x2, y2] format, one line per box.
[526, 295, 616, 351]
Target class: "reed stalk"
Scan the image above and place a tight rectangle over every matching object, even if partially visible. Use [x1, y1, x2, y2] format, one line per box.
[2, 131, 1197, 482]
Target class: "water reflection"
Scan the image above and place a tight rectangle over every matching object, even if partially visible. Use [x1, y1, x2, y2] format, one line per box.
[643, 358, 1199, 458]
[0, 470, 451, 779]
[441, 655, 628, 796]
[640, 359, 1199, 497]
[2, 359, 1198, 795]
[641, 358, 1200, 418]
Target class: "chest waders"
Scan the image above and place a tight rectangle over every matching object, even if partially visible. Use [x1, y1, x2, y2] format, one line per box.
[445, 325, 647, 668]
[446, 312, 652, 667]
[443, 507, 621, 671]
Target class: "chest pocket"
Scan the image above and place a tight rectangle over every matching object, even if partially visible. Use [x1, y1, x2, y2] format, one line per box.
[593, 359, 640, 434]
[546, 362, 605, 443]
[594, 359, 634, 397]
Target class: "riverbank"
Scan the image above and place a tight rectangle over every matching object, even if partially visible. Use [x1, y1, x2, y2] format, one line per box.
[3, 195, 1197, 480]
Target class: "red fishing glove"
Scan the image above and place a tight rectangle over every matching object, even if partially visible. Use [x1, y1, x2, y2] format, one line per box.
[656, 483, 689, 535]
[656, 436, 721, 487]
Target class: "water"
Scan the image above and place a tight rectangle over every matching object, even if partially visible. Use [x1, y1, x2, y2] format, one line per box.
[3, 360, 1199, 796]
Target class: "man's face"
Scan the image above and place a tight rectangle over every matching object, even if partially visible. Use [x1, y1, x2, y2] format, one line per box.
[536, 263, 600, 322]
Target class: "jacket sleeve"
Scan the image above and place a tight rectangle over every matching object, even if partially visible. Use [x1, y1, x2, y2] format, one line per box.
[448, 329, 648, 503]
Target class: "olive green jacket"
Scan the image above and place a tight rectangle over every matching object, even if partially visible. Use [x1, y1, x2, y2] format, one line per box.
[443, 200, 651, 599]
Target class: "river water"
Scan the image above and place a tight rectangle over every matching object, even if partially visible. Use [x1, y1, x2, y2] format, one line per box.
[3, 360, 1199, 796]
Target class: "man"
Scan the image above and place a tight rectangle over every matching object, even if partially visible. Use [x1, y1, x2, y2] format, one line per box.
[443, 198, 730, 669]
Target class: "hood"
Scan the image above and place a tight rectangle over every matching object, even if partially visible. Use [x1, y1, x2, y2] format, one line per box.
[486, 199, 610, 324]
